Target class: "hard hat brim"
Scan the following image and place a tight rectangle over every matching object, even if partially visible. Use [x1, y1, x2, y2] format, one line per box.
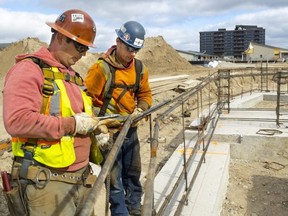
[46, 22, 96, 48]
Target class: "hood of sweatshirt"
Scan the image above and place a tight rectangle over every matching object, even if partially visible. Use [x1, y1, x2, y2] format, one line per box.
[101, 45, 134, 70]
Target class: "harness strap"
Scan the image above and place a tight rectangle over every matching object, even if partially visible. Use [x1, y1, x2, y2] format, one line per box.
[99, 63, 116, 116]
[19, 144, 34, 179]
[31, 57, 84, 86]
[113, 83, 135, 89]
[134, 58, 142, 95]
[42, 68, 84, 86]
[98, 58, 143, 116]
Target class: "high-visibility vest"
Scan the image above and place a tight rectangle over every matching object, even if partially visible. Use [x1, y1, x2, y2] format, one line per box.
[12, 65, 93, 168]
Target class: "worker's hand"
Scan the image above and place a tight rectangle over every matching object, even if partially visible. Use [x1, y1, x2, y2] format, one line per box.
[95, 124, 109, 135]
[131, 107, 145, 127]
[98, 118, 123, 129]
[95, 132, 114, 152]
[73, 113, 99, 136]
[95, 133, 110, 145]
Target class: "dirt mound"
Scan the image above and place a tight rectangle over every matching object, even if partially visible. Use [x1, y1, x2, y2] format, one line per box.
[0, 36, 196, 80]
[72, 52, 101, 77]
[0, 38, 46, 82]
[137, 36, 195, 75]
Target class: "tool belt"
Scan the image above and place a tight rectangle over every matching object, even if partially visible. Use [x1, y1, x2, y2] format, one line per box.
[12, 157, 96, 187]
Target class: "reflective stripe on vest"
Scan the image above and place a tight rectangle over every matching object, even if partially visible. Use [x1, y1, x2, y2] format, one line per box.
[12, 67, 92, 168]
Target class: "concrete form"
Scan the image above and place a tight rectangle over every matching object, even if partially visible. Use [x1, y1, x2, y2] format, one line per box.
[153, 92, 288, 215]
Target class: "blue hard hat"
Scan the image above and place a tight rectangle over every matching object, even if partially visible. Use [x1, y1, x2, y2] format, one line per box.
[115, 21, 145, 49]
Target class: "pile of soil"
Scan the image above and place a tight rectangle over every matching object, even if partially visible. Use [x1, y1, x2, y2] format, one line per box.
[137, 36, 195, 75]
[0, 36, 197, 79]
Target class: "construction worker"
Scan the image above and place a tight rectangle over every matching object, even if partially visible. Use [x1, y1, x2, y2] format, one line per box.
[85, 21, 152, 215]
[3, 9, 102, 216]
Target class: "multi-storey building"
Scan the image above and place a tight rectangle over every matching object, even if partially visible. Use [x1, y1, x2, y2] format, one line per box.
[200, 25, 265, 58]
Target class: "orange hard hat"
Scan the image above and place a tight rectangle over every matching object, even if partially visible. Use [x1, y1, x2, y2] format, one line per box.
[46, 9, 96, 47]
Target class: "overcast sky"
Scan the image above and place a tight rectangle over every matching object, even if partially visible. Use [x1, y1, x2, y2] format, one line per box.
[0, 0, 288, 53]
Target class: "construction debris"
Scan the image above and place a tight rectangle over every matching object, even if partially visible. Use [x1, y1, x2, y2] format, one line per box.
[177, 79, 201, 91]
[149, 75, 189, 94]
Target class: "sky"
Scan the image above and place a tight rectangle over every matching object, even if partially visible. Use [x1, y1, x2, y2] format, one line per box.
[0, 0, 288, 53]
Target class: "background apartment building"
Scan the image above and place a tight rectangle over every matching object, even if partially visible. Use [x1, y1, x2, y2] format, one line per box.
[200, 25, 265, 59]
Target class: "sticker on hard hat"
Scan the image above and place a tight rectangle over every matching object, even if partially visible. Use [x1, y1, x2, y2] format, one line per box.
[123, 33, 130, 41]
[58, 14, 66, 22]
[120, 26, 127, 33]
[134, 38, 144, 47]
[71, 14, 84, 22]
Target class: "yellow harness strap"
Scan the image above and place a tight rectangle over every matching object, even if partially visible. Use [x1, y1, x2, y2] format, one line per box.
[42, 68, 84, 86]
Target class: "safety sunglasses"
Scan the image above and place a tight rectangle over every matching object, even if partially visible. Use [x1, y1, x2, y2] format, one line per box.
[122, 41, 140, 53]
[71, 39, 89, 53]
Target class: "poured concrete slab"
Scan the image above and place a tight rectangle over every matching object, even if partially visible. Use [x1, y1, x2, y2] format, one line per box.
[153, 137, 230, 216]
[153, 92, 288, 215]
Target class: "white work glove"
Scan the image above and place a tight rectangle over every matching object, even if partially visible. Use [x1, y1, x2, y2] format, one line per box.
[131, 107, 145, 127]
[95, 131, 116, 152]
[73, 112, 99, 136]
[94, 123, 112, 152]
[95, 133, 110, 146]
[94, 118, 123, 152]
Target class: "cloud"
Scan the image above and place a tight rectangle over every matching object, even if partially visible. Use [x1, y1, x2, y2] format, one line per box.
[231, 7, 288, 47]
[1, 0, 288, 52]
[0, 8, 55, 43]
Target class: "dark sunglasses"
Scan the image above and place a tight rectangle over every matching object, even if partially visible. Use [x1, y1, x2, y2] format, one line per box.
[69, 38, 89, 53]
[121, 40, 140, 53]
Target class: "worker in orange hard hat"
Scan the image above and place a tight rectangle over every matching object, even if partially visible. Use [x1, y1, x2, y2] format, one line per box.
[3, 9, 104, 216]
[45, 9, 96, 66]
[46, 9, 96, 48]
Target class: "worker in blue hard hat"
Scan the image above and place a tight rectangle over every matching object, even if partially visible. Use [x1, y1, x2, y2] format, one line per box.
[85, 21, 152, 216]
[116, 20, 145, 50]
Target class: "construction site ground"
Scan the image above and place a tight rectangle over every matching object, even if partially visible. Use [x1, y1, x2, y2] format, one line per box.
[0, 37, 288, 215]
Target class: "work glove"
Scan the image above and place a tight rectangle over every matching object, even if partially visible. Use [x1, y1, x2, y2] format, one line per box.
[95, 124, 109, 134]
[94, 118, 122, 152]
[95, 130, 118, 152]
[98, 118, 123, 129]
[131, 107, 146, 127]
[73, 112, 99, 136]
[95, 133, 110, 148]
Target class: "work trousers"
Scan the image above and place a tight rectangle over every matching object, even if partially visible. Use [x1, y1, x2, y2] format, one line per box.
[26, 180, 93, 216]
[108, 127, 142, 216]
[11, 162, 95, 216]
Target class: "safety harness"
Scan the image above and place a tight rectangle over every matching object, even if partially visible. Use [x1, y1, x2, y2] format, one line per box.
[17, 58, 86, 179]
[98, 58, 143, 116]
